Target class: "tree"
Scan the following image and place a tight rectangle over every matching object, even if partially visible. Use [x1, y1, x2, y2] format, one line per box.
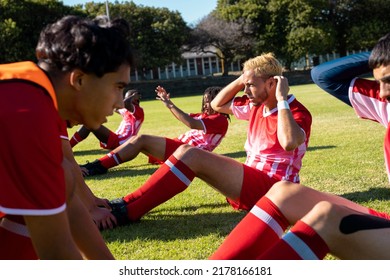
[188, 13, 255, 76]
[0, 0, 84, 63]
[83, 1, 190, 77]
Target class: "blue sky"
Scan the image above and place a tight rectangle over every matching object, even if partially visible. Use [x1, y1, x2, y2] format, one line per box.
[62, 0, 218, 25]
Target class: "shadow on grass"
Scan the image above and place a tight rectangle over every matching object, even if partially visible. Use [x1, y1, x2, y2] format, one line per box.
[73, 149, 106, 157]
[84, 164, 159, 180]
[307, 145, 336, 152]
[221, 151, 246, 159]
[342, 187, 390, 203]
[102, 206, 247, 242]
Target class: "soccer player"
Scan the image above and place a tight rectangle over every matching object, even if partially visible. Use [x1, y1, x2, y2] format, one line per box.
[70, 89, 144, 150]
[0, 15, 133, 259]
[210, 32, 390, 260]
[80, 86, 229, 176]
[107, 53, 313, 229]
[311, 33, 390, 182]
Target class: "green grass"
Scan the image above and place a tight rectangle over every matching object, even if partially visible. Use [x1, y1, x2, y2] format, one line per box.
[69, 83, 390, 260]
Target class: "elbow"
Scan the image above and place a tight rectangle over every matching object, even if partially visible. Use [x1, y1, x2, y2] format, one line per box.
[281, 141, 298, 152]
[210, 100, 220, 111]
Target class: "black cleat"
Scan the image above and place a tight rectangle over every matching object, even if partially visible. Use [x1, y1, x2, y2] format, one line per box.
[108, 198, 131, 227]
[80, 160, 107, 176]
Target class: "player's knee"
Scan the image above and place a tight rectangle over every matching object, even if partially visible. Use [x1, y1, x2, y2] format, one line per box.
[267, 181, 301, 201]
[173, 144, 206, 166]
[304, 201, 343, 232]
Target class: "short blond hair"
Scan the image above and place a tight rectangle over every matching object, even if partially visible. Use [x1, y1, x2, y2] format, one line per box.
[242, 52, 283, 77]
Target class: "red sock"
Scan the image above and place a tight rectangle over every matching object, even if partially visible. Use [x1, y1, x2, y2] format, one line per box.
[123, 155, 195, 221]
[368, 208, 390, 220]
[258, 220, 329, 260]
[70, 132, 84, 147]
[100, 151, 123, 169]
[209, 196, 289, 260]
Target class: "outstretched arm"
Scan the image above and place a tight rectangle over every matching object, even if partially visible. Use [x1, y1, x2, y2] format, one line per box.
[311, 52, 371, 106]
[155, 85, 204, 130]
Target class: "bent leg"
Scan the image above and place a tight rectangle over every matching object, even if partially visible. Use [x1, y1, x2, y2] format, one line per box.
[117, 134, 168, 162]
[303, 202, 390, 259]
[122, 145, 244, 221]
[267, 181, 371, 225]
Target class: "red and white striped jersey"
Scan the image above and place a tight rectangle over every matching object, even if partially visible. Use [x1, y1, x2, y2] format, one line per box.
[177, 113, 229, 151]
[231, 95, 312, 182]
[115, 104, 144, 145]
[349, 78, 390, 181]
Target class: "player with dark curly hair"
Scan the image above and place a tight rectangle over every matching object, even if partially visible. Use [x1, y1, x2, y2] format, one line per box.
[0, 15, 133, 259]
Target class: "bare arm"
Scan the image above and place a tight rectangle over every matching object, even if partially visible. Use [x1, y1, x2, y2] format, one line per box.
[62, 139, 115, 229]
[210, 75, 244, 115]
[274, 76, 305, 151]
[155, 85, 204, 130]
[24, 212, 82, 259]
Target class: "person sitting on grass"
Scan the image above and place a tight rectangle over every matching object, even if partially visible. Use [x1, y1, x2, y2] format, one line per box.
[0, 15, 133, 259]
[80, 85, 230, 176]
[210, 180, 390, 260]
[70, 89, 144, 150]
[209, 32, 390, 260]
[311, 32, 390, 182]
[105, 53, 313, 230]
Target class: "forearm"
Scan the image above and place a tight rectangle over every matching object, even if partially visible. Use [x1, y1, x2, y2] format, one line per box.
[164, 100, 202, 129]
[211, 75, 244, 113]
[67, 194, 114, 259]
[277, 107, 305, 151]
[311, 52, 371, 105]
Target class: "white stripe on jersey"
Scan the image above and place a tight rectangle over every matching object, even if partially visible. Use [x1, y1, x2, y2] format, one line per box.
[0, 203, 66, 216]
[0, 218, 30, 237]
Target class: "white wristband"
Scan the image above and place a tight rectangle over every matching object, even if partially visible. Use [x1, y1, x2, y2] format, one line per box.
[277, 100, 290, 110]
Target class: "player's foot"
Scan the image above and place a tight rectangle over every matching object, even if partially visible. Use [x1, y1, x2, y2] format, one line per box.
[80, 159, 107, 176]
[108, 198, 131, 227]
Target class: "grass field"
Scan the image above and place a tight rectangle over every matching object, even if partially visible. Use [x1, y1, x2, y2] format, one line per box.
[69, 82, 390, 260]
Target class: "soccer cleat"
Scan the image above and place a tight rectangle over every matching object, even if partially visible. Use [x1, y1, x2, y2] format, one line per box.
[80, 159, 107, 176]
[108, 198, 131, 227]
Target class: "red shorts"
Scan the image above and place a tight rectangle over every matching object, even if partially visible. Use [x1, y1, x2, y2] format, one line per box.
[227, 164, 279, 211]
[100, 131, 120, 150]
[0, 216, 37, 260]
[148, 138, 184, 164]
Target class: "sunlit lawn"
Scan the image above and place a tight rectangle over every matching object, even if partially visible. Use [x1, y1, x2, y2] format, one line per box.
[69, 82, 389, 260]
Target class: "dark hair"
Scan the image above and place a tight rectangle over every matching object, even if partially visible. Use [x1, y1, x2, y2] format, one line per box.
[202, 86, 230, 120]
[36, 15, 133, 77]
[369, 32, 390, 69]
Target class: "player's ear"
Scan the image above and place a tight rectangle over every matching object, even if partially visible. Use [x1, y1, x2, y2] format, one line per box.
[69, 69, 84, 89]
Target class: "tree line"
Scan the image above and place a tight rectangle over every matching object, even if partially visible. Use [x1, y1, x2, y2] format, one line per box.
[1, 0, 389, 75]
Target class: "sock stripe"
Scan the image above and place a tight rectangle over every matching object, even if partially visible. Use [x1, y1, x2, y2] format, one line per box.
[283, 231, 318, 260]
[166, 159, 192, 186]
[250, 205, 284, 238]
[113, 154, 121, 165]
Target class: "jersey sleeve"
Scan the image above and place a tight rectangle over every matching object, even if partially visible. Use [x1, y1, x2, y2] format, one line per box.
[201, 114, 229, 135]
[290, 99, 312, 138]
[0, 84, 66, 216]
[349, 78, 390, 126]
[231, 95, 251, 120]
[132, 104, 145, 121]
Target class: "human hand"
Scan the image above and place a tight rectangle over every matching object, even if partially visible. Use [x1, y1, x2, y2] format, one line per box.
[94, 197, 111, 209]
[155, 85, 174, 108]
[91, 206, 116, 230]
[274, 75, 290, 101]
